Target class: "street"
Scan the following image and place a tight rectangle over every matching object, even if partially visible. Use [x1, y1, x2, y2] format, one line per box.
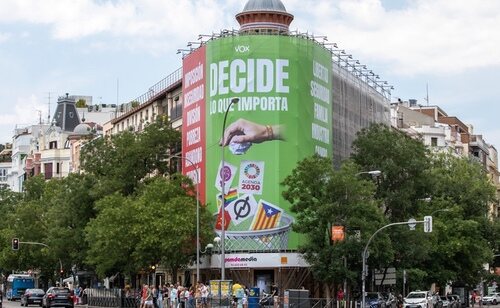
[1, 300, 24, 308]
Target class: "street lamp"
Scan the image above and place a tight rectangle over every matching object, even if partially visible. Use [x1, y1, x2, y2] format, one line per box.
[221, 97, 239, 280]
[356, 170, 382, 177]
[361, 219, 426, 308]
[429, 208, 451, 216]
[168, 154, 201, 282]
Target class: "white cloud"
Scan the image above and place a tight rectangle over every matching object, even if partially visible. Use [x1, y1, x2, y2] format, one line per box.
[1, 0, 499, 75]
[0, 94, 46, 126]
[0, 0, 240, 51]
[287, 0, 500, 75]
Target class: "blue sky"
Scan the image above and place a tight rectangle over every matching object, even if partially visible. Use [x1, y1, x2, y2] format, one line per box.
[1, 0, 499, 149]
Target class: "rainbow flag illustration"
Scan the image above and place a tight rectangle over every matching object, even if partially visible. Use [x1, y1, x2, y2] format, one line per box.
[217, 188, 238, 208]
[250, 200, 282, 230]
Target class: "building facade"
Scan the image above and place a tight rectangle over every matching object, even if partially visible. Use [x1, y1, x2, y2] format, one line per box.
[101, 0, 391, 293]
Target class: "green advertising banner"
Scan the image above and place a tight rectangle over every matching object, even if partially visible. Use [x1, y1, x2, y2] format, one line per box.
[204, 35, 332, 251]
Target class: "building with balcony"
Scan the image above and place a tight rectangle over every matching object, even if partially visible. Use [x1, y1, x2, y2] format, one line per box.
[0, 143, 12, 189]
[6, 94, 116, 190]
[391, 100, 499, 220]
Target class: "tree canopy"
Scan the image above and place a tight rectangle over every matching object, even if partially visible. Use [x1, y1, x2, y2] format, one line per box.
[0, 118, 213, 285]
[284, 124, 499, 295]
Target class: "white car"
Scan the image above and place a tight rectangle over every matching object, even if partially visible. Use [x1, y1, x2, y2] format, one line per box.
[404, 291, 433, 308]
[482, 293, 500, 305]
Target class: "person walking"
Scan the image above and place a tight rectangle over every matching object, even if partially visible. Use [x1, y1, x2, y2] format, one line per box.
[143, 285, 154, 308]
[169, 284, 178, 308]
[152, 286, 158, 308]
[199, 282, 209, 308]
[157, 286, 163, 308]
[471, 291, 477, 307]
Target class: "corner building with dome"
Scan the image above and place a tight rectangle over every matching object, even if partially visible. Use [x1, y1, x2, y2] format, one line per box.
[176, 0, 391, 295]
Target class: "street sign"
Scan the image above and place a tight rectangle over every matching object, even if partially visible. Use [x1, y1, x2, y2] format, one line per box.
[424, 216, 433, 232]
[375, 268, 397, 285]
[408, 218, 417, 230]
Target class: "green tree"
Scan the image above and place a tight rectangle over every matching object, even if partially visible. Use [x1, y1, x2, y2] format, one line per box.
[352, 124, 433, 221]
[351, 124, 437, 290]
[283, 156, 386, 298]
[351, 124, 498, 290]
[80, 117, 180, 196]
[41, 174, 97, 275]
[76, 99, 87, 108]
[0, 177, 58, 285]
[421, 153, 498, 287]
[85, 176, 213, 279]
[85, 193, 139, 277]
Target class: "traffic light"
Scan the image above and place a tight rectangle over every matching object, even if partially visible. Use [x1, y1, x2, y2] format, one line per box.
[424, 216, 433, 233]
[12, 238, 19, 250]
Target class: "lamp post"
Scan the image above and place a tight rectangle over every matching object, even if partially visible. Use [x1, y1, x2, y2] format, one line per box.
[168, 154, 200, 282]
[356, 170, 382, 177]
[220, 97, 239, 280]
[429, 208, 451, 216]
[361, 220, 425, 308]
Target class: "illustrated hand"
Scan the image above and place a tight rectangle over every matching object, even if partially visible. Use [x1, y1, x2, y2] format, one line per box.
[220, 119, 274, 146]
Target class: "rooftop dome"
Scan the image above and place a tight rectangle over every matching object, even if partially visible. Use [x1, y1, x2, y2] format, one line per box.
[242, 0, 287, 12]
[236, 0, 294, 34]
[73, 123, 92, 135]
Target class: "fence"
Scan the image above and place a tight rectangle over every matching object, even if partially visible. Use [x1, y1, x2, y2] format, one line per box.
[80, 290, 360, 308]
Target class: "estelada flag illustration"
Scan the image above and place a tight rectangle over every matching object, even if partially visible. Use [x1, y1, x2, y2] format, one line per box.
[215, 207, 231, 230]
[251, 200, 282, 230]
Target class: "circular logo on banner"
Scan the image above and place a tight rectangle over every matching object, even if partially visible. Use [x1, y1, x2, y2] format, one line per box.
[244, 163, 260, 179]
[220, 165, 232, 181]
[233, 196, 251, 219]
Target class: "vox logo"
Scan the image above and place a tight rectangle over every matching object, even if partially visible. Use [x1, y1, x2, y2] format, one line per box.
[235, 45, 250, 53]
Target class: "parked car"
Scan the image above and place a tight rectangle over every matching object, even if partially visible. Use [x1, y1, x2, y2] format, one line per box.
[21, 289, 45, 307]
[365, 292, 387, 308]
[404, 291, 433, 308]
[42, 287, 73, 308]
[381, 292, 398, 308]
[482, 293, 500, 305]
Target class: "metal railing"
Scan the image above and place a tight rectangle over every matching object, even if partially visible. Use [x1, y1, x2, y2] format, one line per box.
[113, 68, 182, 120]
[80, 291, 361, 308]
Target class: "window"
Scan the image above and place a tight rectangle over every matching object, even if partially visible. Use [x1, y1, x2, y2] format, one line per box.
[49, 141, 57, 149]
[170, 96, 182, 120]
[431, 137, 438, 147]
[44, 163, 53, 180]
[56, 162, 60, 174]
[0, 168, 6, 181]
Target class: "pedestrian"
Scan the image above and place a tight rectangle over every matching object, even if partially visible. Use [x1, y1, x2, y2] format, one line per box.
[77, 285, 84, 304]
[140, 284, 148, 308]
[169, 284, 178, 308]
[152, 286, 158, 308]
[146, 285, 154, 308]
[270, 284, 279, 308]
[200, 282, 209, 308]
[187, 286, 195, 308]
[337, 288, 345, 308]
[157, 286, 163, 308]
[471, 291, 477, 307]
[177, 286, 184, 308]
